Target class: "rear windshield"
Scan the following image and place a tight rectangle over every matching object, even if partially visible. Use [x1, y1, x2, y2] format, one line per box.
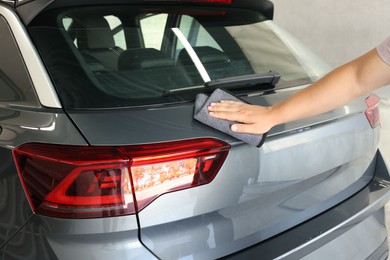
[29, 6, 312, 109]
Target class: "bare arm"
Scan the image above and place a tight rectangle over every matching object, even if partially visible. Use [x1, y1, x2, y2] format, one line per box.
[208, 49, 390, 134]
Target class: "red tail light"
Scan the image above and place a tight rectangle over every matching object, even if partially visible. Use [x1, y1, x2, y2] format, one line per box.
[13, 138, 230, 218]
[365, 94, 381, 129]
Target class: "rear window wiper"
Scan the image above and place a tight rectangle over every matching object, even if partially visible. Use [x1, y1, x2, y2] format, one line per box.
[205, 71, 280, 88]
[163, 71, 281, 96]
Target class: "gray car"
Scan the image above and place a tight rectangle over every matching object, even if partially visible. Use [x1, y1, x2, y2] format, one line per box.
[1, 0, 390, 259]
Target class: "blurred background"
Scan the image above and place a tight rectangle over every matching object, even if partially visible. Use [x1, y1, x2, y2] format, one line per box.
[271, 0, 390, 68]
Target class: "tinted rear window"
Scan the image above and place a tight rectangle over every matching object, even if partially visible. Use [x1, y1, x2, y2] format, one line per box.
[29, 6, 311, 109]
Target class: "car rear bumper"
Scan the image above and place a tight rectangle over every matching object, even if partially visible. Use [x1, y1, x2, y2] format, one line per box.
[225, 151, 390, 259]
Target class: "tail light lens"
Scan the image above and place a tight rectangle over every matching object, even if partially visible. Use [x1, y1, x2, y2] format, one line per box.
[365, 94, 381, 128]
[13, 138, 230, 218]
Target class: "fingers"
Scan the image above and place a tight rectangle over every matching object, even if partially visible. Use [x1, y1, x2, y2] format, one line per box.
[208, 100, 246, 112]
[230, 123, 259, 134]
[208, 110, 244, 122]
[208, 101, 250, 121]
[206, 100, 272, 134]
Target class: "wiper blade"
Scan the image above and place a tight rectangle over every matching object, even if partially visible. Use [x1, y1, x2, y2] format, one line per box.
[163, 71, 280, 96]
[205, 71, 280, 89]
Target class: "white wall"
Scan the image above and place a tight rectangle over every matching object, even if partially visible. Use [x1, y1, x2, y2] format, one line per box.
[271, 0, 390, 68]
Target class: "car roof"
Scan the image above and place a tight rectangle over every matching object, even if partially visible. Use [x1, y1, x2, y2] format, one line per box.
[2, 0, 274, 25]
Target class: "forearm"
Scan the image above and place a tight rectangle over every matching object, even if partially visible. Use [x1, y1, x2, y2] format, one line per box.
[269, 65, 360, 126]
[208, 48, 390, 134]
[269, 49, 390, 127]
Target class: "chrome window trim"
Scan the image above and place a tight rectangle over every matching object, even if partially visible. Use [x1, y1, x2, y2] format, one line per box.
[0, 5, 62, 108]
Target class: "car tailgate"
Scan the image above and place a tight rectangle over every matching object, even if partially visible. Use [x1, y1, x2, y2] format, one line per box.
[67, 88, 380, 259]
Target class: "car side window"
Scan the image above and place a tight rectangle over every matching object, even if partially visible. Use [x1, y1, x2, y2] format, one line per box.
[62, 15, 126, 50]
[139, 14, 168, 50]
[177, 15, 222, 52]
[0, 16, 38, 105]
[104, 15, 126, 50]
[139, 14, 222, 53]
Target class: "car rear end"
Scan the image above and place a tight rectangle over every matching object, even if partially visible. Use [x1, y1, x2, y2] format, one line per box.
[1, 0, 390, 259]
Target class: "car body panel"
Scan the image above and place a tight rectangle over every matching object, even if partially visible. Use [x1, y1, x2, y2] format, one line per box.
[67, 92, 381, 259]
[66, 88, 368, 145]
[133, 115, 379, 258]
[1, 214, 153, 260]
[227, 153, 390, 258]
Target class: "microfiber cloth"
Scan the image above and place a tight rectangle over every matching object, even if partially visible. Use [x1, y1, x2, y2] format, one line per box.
[193, 88, 267, 147]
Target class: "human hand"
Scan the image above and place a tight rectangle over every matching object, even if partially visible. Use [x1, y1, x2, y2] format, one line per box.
[208, 101, 275, 134]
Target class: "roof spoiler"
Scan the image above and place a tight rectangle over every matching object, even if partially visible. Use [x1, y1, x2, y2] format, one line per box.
[234, 0, 274, 20]
[7, 0, 274, 25]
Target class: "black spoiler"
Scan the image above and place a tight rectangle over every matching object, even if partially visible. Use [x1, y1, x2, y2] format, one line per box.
[1, 0, 274, 25]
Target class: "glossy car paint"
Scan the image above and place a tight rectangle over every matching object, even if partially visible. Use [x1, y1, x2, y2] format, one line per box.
[0, 1, 389, 259]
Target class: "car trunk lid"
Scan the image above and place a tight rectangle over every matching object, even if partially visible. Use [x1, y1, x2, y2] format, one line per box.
[66, 90, 379, 258]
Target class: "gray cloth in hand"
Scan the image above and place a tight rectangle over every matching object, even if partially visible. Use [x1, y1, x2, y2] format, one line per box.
[193, 88, 266, 147]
